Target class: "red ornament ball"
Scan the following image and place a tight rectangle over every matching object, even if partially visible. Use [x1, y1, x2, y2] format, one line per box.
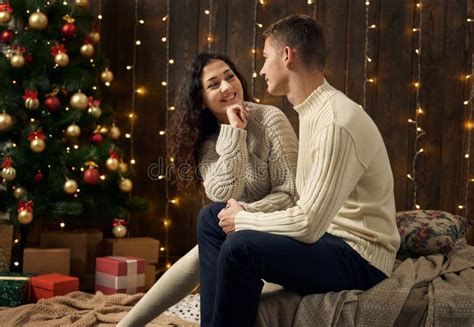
[1, 29, 13, 44]
[44, 96, 61, 112]
[91, 133, 103, 144]
[34, 171, 43, 182]
[61, 22, 77, 38]
[83, 167, 100, 184]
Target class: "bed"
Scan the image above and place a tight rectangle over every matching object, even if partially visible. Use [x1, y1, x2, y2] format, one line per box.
[0, 210, 473, 326]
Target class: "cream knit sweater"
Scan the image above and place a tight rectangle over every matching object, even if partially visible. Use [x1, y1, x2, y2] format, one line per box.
[235, 80, 400, 277]
[199, 101, 299, 212]
[118, 102, 298, 327]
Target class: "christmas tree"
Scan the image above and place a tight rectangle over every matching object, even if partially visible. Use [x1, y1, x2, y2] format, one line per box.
[0, 0, 147, 229]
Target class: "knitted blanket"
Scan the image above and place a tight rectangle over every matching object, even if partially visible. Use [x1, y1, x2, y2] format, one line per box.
[294, 239, 474, 326]
[0, 291, 198, 327]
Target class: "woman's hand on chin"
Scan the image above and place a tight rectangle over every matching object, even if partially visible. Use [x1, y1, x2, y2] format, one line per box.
[226, 104, 249, 129]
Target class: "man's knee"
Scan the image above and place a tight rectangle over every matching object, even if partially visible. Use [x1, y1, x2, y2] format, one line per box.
[219, 230, 259, 262]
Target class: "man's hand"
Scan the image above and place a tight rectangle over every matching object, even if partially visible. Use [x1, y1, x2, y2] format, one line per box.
[226, 105, 249, 129]
[218, 198, 244, 234]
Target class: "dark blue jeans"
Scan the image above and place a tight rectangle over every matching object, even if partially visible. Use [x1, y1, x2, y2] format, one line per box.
[197, 202, 387, 327]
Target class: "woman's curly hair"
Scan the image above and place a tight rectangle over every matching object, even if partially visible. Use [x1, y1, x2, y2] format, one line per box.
[168, 53, 251, 193]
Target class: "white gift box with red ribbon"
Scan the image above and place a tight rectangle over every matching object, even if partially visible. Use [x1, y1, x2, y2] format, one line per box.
[95, 256, 145, 294]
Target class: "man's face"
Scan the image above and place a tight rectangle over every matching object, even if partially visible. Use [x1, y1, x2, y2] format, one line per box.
[260, 38, 288, 96]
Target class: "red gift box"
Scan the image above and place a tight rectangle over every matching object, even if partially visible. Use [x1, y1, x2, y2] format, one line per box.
[31, 273, 79, 301]
[95, 256, 145, 295]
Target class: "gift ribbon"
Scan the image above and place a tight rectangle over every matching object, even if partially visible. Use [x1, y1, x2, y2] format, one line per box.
[2, 157, 12, 169]
[62, 14, 75, 23]
[84, 161, 98, 168]
[28, 130, 46, 141]
[112, 218, 127, 227]
[87, 96, 101, 107]
[109, 150, 120, 160]
[0, 3, 13, 13]
[18, 200, 33, 213]
[22, 90, 38, 100]
[0, 276, 30, 281]
[51, 45, 67, 56]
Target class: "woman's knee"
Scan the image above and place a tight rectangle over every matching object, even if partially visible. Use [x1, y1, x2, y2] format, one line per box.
[197, 202, 226, 234]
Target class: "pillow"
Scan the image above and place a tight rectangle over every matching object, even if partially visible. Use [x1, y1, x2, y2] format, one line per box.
[396, 210, 471, 256]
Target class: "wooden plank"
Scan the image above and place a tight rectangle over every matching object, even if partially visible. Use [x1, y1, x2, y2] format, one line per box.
[210, 0, 228, 54]
[415, 0, 445, 210]
[439, 0, 468, 215]
[316, 0, 349, 91]
[375, 1, 414, 212]
[346, 0, 366, 106]
[253, 0, 287, 121]
[226, 0, 257, 88]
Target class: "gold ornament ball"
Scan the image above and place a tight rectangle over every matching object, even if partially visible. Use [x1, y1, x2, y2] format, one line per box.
[64, 179, 78, 194]
[0, 112, 13, 132]
[25, 98, 39, 110]
[10, 54, 25, 68]
[88, 106, 102, 118]
[106, 157, 120, 171]
[80, 44, 94, 57]
[55, 52, 69, 67]
[108, 126, 121, 140]
[28, 12, 48, 30]
[0, 11, 11, 24]
[118, 162, 128, 174]
[70, 92, 88, 110]
[100, 69, 114, 83]
[30, 138, 45, 153]
[89, 31, 100, 44]
[13, 186, 27, 199]
[1, 167, 16, 181]
[75, 0, 89, 8]
[112, 224, 127, 238]
[18, 210, 33, 224]
[66, 123, 81, 138]
[119, 178, 133, 192]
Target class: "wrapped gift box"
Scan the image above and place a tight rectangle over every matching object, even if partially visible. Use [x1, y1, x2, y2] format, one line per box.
[31, 273, 79, 301]
[145, 263, 157, 291]
[40, 229, 103, 277]
[0, 223, 14, 272]
[0, 272, 35, 307]
[96, 256, 145, 295]
[23, 248, 71, 275]
[103, 237, 159, 264]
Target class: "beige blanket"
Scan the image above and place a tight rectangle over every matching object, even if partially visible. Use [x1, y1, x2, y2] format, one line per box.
[294, 239, 474, 326]
[0, 291, 198, 326]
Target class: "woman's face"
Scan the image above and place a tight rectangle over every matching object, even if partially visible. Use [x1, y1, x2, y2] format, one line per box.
[200, 60, 244, 123]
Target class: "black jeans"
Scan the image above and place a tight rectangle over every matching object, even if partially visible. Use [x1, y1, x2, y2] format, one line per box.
[197, 202, 387, 327]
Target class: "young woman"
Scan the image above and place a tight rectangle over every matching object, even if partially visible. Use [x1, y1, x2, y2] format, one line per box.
[118, 52, 298, 326]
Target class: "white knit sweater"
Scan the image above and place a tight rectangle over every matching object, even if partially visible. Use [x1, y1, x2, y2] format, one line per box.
[235, 80, 400, 277]
[199, 101, 299, 212]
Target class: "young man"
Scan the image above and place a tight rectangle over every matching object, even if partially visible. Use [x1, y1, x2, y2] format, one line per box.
[198, 14, 400, 327]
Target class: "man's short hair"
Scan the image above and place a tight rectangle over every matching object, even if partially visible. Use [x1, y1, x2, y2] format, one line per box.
[263, 14, 326, 70]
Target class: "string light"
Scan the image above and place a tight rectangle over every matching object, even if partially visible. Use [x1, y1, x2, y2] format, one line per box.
[408, 0, 424, 209]
[164, 0, 171, 269]
[251, 0, 259, 97]
[128, 0, 140, 180]
[463, 52, 474, 217]
[207, 0, 213, 50]
[363, 0, 371, 109]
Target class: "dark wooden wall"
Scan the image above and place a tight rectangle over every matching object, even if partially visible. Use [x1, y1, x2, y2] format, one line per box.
[91, 0, 474, 260]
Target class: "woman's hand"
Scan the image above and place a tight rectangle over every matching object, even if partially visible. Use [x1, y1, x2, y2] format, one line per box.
[217, 198, 244, 234]
[226, 104, 249, 129]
